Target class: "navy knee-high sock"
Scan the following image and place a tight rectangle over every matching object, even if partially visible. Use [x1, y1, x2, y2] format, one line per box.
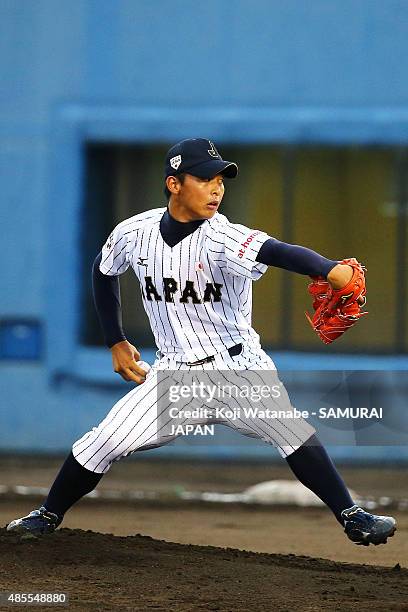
[44, 452, 103, 518]
[285, 434, 354, 524]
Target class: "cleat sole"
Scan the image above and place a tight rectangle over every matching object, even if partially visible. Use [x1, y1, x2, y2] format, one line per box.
[351, 524, 396, 546]
[6, 523, 27, 534]
[6, 522, 55, 537]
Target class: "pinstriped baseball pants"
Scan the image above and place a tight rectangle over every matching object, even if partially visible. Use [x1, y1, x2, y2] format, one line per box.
[72, 343, 315, 473]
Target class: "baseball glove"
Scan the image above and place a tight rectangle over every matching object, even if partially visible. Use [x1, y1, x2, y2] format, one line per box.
[305, 258, 368, 345]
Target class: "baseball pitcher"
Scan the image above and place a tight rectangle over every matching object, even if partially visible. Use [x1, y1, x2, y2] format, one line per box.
[7, 139, 396, 547]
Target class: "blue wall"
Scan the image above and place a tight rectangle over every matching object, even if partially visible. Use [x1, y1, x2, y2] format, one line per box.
[1, 0, 408, 458]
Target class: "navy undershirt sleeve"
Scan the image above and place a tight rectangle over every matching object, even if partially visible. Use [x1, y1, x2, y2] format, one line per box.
[92, 252, 127, 348]
[256, 238, 338, 278]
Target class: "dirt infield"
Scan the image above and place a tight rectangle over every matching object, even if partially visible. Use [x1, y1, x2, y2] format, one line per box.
[1, 456, 407, 564]
[1, 528, 407, 612]
[2, 499, 406, 569]
[1, 457, 407, 610]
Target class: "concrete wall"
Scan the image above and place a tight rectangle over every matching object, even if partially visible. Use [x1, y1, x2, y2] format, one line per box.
[1, 0, 407, 458]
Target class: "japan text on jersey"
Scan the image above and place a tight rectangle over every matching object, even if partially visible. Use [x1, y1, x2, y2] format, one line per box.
[100, 208, 271, 363]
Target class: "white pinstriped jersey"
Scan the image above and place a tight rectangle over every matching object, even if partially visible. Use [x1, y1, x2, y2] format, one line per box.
[100, 207, 271, 362]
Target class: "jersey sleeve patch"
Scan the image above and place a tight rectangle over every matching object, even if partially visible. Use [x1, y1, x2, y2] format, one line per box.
[99, 223, 130, 276]
[223, 222, 270, 280]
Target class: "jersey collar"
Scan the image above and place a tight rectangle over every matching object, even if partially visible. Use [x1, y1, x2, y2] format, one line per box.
[160, 209, 207, 248]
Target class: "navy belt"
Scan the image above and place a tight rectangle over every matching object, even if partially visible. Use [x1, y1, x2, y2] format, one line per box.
[186, 343, 243, 367]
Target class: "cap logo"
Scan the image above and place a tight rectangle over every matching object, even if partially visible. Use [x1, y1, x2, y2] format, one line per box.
[170, 155, 182, 170]
[207, 141, 220, 159]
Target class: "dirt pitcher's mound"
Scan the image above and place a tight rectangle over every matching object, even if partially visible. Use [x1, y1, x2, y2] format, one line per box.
[1, 529, 407, 612]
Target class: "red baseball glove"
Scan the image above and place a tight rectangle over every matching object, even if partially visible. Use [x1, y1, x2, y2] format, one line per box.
[305, 258, 368, 345]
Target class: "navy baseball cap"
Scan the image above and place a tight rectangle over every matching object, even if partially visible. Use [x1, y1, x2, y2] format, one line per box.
[164, 138, 238, 179]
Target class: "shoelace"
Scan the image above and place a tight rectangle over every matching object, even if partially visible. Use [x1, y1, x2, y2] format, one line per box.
[345, 509, 374, 527]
